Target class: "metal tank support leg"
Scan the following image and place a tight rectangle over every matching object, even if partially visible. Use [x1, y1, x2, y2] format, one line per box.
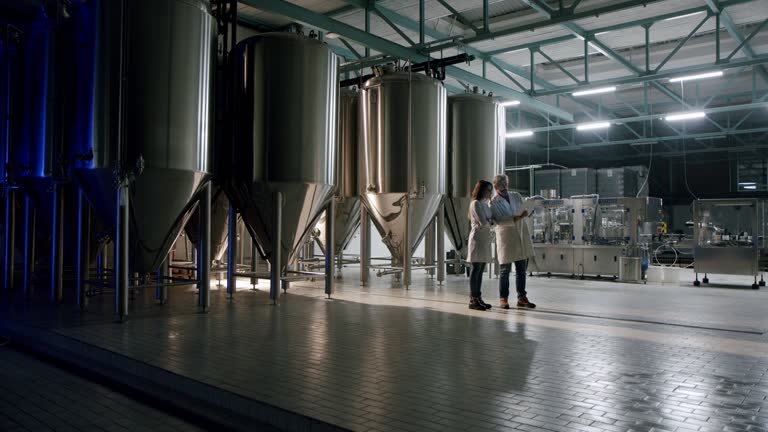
[115, 184, 129, 322]
[51, 183, 64, 304]
[22, 193, 35, 300]
[198, 182, 211, 312]
[325, 199, 335, 299]
[226, 203, 237, 300]
[437, 201, 445, 286]
[250, 243, 258, 289]
[270, 191, 282, 305]
[425, 220, 435, 278]
[76, 190, 91, 311]
[403, 197, 411, 289]
[360, 206, 370, 285]
[3, 189, 15, 291]
[156, 255, 169, 305]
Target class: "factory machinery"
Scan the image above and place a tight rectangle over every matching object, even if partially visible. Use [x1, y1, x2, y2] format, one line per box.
[528, 196, 664, 280]
[691, 198, 766, 289]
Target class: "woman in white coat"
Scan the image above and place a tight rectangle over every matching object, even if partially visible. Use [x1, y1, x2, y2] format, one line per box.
[467, 180, 494, 311]
[489, 174, 536, 309]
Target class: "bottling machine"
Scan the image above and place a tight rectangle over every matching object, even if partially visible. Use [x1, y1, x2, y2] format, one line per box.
[529, 196, 663, 278]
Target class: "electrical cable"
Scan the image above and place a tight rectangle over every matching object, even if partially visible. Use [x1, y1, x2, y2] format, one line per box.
[636, 96, 654, 197]
[679, 81, 698, 200]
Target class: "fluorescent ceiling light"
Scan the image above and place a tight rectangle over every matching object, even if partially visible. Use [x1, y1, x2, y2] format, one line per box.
[742, 185, 758, 190]
[664, 11, 705, 21]
[665, 111, 706, 122]
[506, 130, 534, 138]
[576, 122, 611, 131]
[500, 100, 521, 107]
[572, 86, 616, 97]
[669, 71, 723, 83]
[594, 31, 611, 36]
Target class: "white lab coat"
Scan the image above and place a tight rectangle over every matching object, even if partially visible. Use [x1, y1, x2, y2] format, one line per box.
[490, 191, 534, 265]
[467, 199, 493, 263]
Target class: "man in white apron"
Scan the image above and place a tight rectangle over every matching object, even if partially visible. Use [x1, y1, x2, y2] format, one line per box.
[489, 174, 536, 309]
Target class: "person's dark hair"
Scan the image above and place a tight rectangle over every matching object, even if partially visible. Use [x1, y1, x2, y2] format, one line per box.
[471, 180, 493, 200]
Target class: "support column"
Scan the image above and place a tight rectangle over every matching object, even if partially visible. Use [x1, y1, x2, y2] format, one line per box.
[156, 254, 169, 305]
[115, 184, 129, 321]
[360, 206, 370, 285]
[3, 189, 14, 291]
[76, 190, 90, 310]
[325, 199, 335, 299]
[226, 203, 237, 299]
[437, 200, 445, 285]
[22, 193, 35, 299]
[270, 191, 282, 304]
[198, 182, 211, 312]
[51, 183, 64, 303]
[425, 220, 435, 278]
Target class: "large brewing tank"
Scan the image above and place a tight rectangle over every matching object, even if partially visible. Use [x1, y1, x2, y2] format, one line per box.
[70, 0, 214, 274]
[445, 90, 506, 259]
[227, 33, 338, 268]
[314, 88, 361, 256]
[359, 67, 447, 266]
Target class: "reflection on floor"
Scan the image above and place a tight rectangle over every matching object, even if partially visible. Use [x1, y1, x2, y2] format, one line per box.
[2, 266, 768, 432]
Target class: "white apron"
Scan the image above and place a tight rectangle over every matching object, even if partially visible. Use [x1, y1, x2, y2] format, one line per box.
[490, 191, 535, 265]
[467, 200, 493, 263]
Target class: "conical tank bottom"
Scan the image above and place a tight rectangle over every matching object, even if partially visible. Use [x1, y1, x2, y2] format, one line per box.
[360, 192, 443, 263]
[444, 197, 472, 259]
[314, 197, 361, 256]
[185, 186, 230, 263]
[229, 181, 335, 267]
[74, 167, 207, 274]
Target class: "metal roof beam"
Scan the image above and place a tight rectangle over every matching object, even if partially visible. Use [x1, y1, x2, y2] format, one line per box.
[521, 101, 768, 133]
[240, 0, 574, 122]
[479, 0, 753, 56]
[535, 55, 768, 96]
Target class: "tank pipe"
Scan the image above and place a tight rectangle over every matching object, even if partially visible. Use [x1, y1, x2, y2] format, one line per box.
[324, 199, 335, 298]
[425, 220, 435, 277]
[270, 191, 282, 304]
[339, 54, 474, 88]
[403, 62, 412, 288]
[115, 183, 129, 321]
[198, 182, 211, 311]
[76, 190, 90, 310]
[226, 202, 236, 299]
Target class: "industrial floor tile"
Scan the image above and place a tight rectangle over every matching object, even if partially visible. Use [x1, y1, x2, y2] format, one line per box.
[2, 266, 768, 432]
[0, 345, 207, 432]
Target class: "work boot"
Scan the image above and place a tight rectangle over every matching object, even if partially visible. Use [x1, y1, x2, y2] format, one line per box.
[478, 297, 492, 310]
[469, 297, 486, 311]
[500, 298, 510, 309]
[517, 297, 536, 309]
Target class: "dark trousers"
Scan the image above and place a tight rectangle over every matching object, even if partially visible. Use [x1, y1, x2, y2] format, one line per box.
[469, 263, 486, 298]
[499, 259, 528, 300]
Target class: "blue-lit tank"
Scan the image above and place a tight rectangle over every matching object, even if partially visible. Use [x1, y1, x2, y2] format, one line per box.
[68, 0, 215, 274]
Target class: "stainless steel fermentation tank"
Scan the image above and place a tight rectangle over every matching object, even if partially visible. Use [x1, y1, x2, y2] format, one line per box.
[314, 89, 361, 262]
[227, 33, 338, 301]
[69, 0, 214, 316]
[359, 67, 447, 286]
[444, 90, 505, 261]
[185, 186, 230, 264]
